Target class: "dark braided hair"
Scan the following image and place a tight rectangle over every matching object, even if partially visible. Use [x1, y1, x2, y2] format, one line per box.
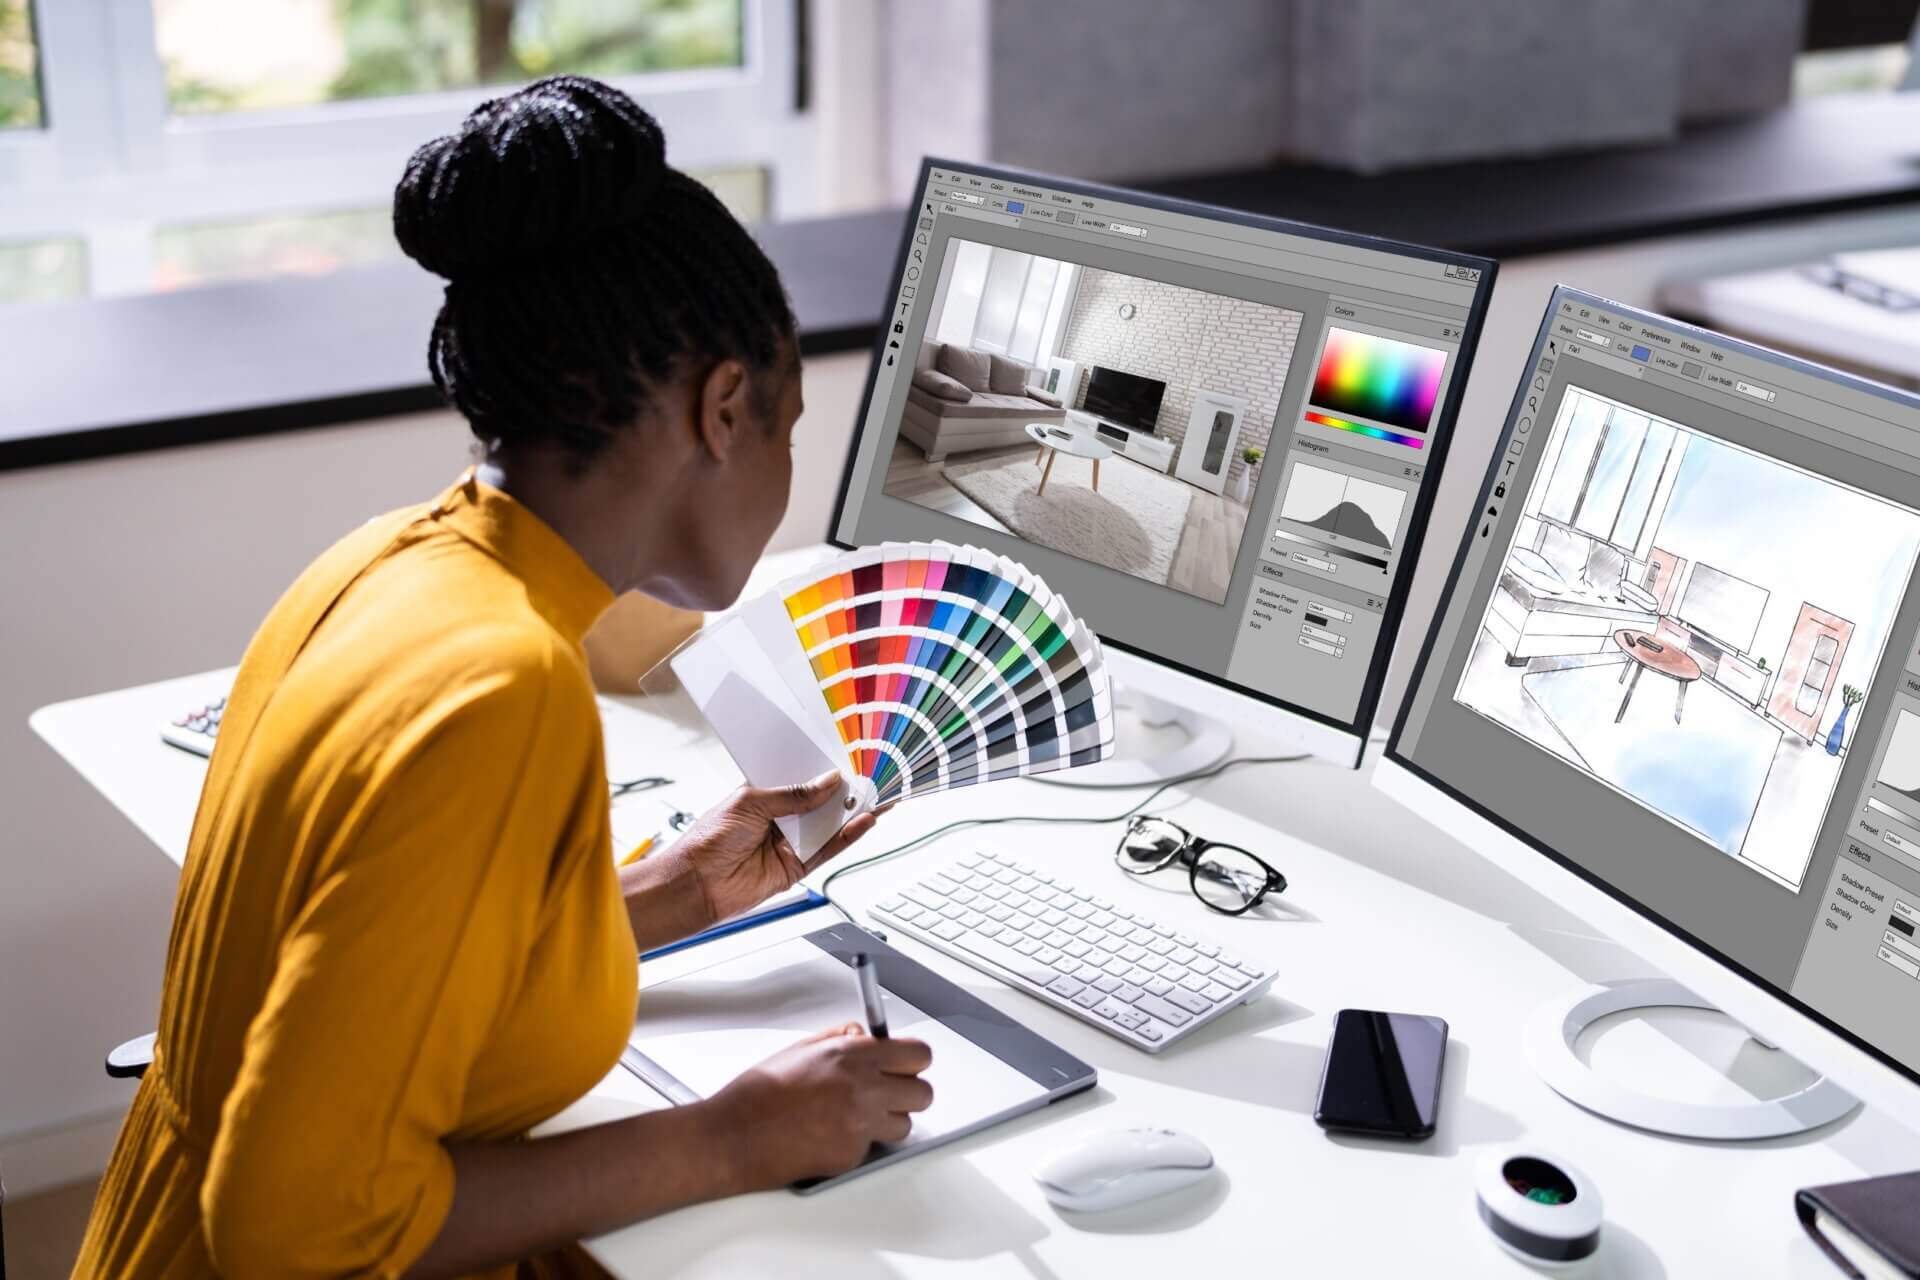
[393, 76, 796, 463]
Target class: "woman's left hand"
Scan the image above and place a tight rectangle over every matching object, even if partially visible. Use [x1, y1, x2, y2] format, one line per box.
[671, 772, 881, 924]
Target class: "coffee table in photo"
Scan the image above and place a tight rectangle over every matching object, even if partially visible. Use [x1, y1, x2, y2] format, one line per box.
[1614, 627, 1702, 725]
[1025, 422, 1113, 497]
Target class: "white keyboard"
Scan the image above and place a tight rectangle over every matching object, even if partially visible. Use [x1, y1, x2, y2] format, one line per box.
[869, 850, 1275, 1053]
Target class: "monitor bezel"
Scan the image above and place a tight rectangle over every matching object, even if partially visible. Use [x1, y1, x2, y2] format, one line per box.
[1385, 283, 1920, 1094]
[826, 156, 1499, 755]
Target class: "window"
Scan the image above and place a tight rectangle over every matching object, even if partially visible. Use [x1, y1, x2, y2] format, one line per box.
[0, 0, 41, 128]
[0, 0, 843, 307]
[154, 0, 744, 115]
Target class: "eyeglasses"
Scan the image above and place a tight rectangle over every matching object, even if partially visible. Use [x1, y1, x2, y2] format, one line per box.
[1114, 816, 1288, 915]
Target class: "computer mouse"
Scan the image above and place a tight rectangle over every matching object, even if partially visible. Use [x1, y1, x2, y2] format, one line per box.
[1033, 1127, 1215, 1212]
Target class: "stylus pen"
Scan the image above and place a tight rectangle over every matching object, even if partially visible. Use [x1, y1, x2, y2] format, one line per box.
[853, 953, 889, 1039]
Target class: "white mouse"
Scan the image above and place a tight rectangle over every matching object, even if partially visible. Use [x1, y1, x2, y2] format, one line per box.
[1033, 1127, 1215, 1212]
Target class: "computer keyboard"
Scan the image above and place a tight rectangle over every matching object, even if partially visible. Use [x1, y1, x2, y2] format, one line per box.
[160, 695, 225, 757]
[870, 850, 1275, 1053]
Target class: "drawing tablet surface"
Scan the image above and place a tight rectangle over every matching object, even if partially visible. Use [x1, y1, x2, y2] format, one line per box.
[624, 924, 1097, 1191]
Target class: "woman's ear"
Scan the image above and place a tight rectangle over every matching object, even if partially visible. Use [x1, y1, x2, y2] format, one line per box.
[694, 358, 751, 461]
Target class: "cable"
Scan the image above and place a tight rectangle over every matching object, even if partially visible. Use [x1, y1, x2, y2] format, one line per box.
[816, 753, 1309, 924]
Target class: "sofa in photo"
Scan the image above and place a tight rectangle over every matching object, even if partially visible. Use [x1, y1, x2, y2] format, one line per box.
[900, 341, 1065, 460]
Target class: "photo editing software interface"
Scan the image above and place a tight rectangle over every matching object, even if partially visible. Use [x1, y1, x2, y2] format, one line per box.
[832, 164, 1491, 730]
[1398, 289, 1920, 1076]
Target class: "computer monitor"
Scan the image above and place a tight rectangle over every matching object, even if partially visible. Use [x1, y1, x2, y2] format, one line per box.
[1381, 286, 1920, 1135]
[829, 159, 1496, 769]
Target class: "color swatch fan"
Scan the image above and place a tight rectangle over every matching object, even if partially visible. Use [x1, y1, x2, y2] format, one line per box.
[666, 542, 1114, 857]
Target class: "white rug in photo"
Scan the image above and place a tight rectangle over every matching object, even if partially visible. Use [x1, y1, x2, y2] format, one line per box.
[942, 452, 1197, 594]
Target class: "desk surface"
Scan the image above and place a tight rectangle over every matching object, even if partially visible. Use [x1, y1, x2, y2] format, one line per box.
[32, 654, 1920, 1276]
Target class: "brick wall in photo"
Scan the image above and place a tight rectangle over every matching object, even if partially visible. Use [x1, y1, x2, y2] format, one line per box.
[1059, 269, 1301, 493]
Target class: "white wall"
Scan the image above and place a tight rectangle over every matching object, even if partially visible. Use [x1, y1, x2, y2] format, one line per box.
[0, 351, 867, 1192]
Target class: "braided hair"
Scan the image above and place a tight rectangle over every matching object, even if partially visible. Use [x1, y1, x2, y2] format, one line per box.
[392, 76, 796, 463]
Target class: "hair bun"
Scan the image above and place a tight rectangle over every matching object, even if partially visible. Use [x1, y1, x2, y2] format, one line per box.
[393, 75, 667, 280]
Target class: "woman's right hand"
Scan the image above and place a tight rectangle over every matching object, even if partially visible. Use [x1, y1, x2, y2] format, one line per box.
[704, 1023, 934, 1190]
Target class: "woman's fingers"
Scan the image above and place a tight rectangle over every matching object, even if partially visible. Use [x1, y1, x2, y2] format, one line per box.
[746, 771, 843, 818]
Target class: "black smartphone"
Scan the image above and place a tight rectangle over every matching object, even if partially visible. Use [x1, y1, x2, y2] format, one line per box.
[1313, 1008, 1449, 1140]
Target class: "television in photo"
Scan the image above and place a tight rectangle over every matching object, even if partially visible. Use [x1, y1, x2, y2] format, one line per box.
[1677, 563, 1768, 654]
[1083, 365, 1166, 434]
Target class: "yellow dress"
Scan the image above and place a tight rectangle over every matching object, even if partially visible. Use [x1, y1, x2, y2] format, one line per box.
[74, 473, 637, 1279]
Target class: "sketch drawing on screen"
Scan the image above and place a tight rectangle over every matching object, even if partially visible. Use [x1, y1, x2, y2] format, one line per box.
[1453, 385, 1920, 891]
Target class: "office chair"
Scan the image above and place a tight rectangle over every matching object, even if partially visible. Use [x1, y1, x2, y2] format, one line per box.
[106, 1034, 156, 1080]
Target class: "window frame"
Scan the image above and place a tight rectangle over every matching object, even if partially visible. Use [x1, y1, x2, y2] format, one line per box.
[0, 0, 821, 294]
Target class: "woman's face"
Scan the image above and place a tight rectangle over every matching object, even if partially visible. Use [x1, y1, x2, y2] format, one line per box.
[659, 347, 804, 612]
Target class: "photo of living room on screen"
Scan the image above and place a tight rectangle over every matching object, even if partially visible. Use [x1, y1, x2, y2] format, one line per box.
[884, 238, 1300, 606]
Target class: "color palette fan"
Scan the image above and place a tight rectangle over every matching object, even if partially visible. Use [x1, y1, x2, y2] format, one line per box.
[665, 542, 1114, 856]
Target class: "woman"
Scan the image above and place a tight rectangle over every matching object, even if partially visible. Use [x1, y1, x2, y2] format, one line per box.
[75, 76, 933, 1278]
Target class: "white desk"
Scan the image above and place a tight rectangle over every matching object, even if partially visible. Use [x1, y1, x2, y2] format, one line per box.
[32, 648, 1920, 1277]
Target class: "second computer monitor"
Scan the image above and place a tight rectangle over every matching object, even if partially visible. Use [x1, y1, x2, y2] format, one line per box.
[829, 160, 1496, 763]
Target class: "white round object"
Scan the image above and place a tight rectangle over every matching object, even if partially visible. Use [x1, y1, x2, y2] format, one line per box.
[1474, 1147, 1602, 1267]
[1033, 1127, 1214, 1213]
[1525, 980, 1857, 1139]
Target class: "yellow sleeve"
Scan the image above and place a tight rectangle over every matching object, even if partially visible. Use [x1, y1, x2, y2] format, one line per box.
[200, 649, 597, 1279]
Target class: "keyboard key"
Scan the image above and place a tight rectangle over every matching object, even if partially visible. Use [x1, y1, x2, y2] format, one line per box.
[959, 910, 987, 928]
[981, 884, 1010, 900]
[1085, 950, 1114, 968]
[1174, 933, 1197, 947]
[1067, 902, 1096, 919]
[977, 922, 1004, 938]
[1089, 911, 1116, 929]
[1167, 988, 1212, 1015]
[1063, 940, 1091, 958]
[1072, 988, 1103, 1009]
[955, 932, 1058, 985]
[1118, 944, 1148, 963]
[1034, 947, 1063, 967]
[1163, 965, 1191, 985]
[1047, 976, 1085, 999]
[1006, 913, 1035, 933]
[1040, 908, 1068, 926]
[1196, 942, 1220, 957]
[1178, 973, 1210, 993]
[957, 854, 985, 869]
[1092, 975, 1122, 994]
[1215, 967, 1251, 989]
[1136, 1023, 1164, 1043]
[1067, 886, 1094, 902]
[1116, 1007, 1148, 1030]
[1137, 955, 1167, 973]
[903, 886, 945, 911]
[1093, 999, 1128, 1021]
[1091, 896, 1114, 910]
[1115, 983, 1145, 1004]
[1005, 892, 1032, 909]
[1124, 966, 1154, 986]
[1132, 994, 1192, 1026]
[1057, 920, 1086, 936]
[925, 874, 962, 895]
[1170, 946, 1197, 965]
[1074, 962, 1104, 982]
[931, 921, 965, 941]
[1189, 958, 1217, 976]
[1012, 937, 1042, 956]
[1201, 981, 1233, 1002]
[937, 902, 967, 920]
[1146, 937, 1176, 956]
[1082, 928, 1112, 948]
[876, 896, 907, 914]
[1146, 977, 1175, 997]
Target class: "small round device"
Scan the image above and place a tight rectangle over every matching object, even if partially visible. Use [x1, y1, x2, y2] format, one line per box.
[1474, 1148, 1602, 1268]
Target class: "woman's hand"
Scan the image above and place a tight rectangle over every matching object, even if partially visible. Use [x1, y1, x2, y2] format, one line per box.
[671, 772, 881, 924]
[702, 1023, 935, 1189]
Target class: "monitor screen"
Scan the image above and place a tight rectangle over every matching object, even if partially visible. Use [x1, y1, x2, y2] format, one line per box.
[830, 160, 1495, 740]
[1392, 286, 1920, 1088]
[1083, 365, 1166, 434]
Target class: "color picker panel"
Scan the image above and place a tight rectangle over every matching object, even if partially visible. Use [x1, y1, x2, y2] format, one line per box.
[1305, 410, 1425, 450]
[1309, 326, 1447, 435]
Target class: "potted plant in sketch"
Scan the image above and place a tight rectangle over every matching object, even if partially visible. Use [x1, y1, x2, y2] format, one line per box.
[1826, 684, 1864, 757]
[1234, 446, 1264, 504]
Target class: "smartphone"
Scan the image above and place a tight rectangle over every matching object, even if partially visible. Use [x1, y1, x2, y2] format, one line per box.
[1313, 1008, 1449, 1140]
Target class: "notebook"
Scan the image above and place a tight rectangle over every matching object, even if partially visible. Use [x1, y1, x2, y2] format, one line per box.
[1797, 1169, 1920, 1279]
[622, 923, 1097, 1191]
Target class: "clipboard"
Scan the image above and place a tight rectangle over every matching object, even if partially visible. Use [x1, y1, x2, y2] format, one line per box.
[621, 923, 1098, 1192]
